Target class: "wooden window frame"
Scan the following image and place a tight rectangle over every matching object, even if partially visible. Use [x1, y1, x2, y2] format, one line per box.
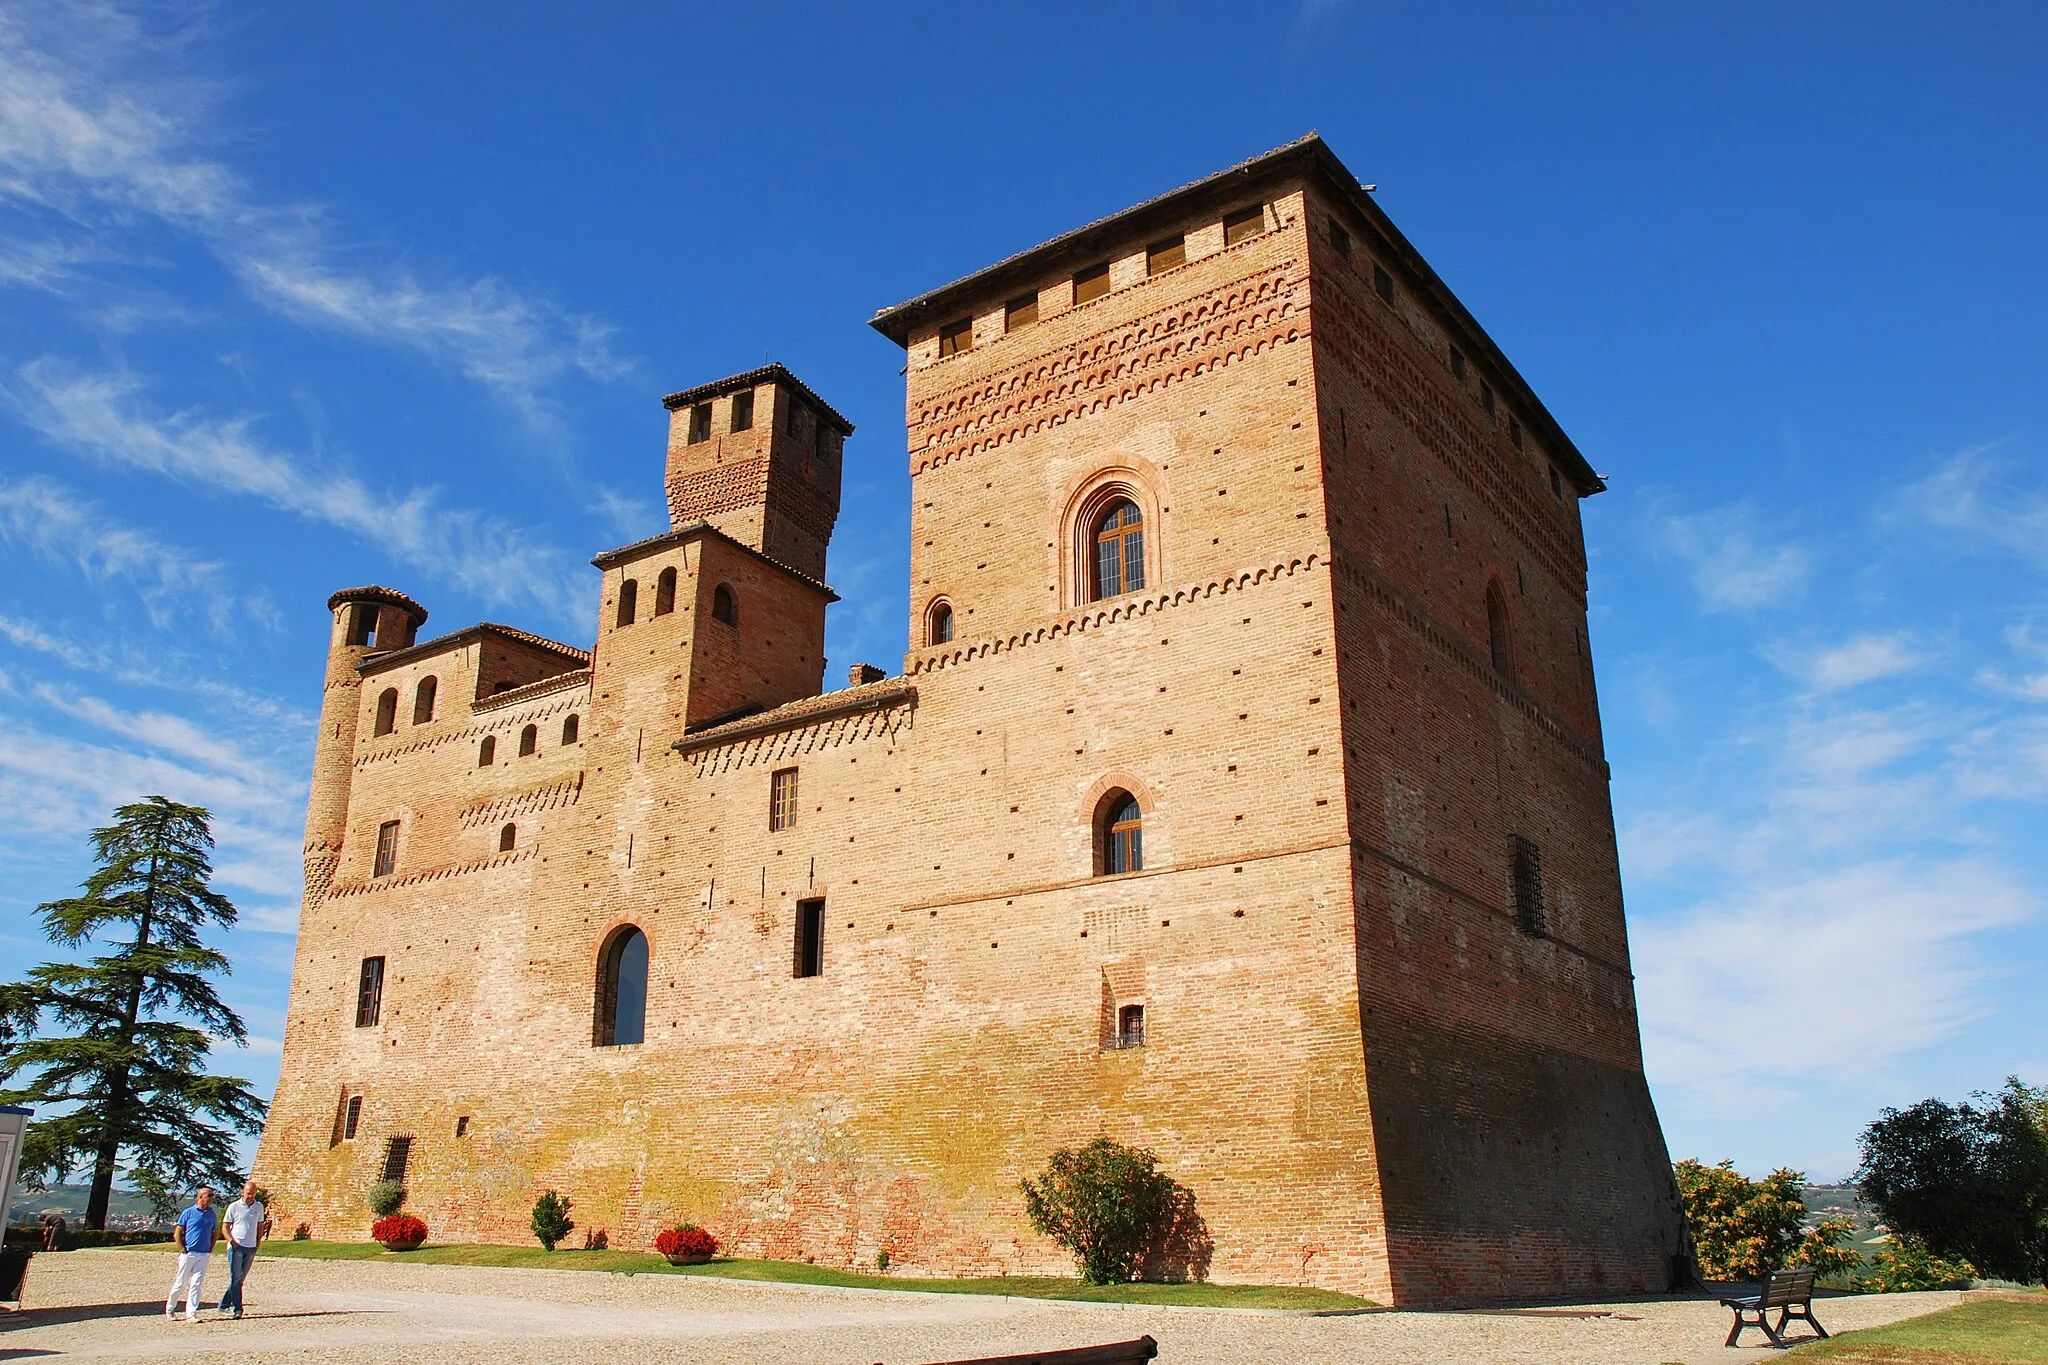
[1100, 792, 1143, 875]
[1091, 500, 1146, 602]
[769, 767, 798, 832]
[937, 317, 973, 358]
[688, 403, 712, 444]
[730, 389, 754, 432]
[1004, 293, 1038, 331]
[927, 599, 954, 646]
[343, 1094, 363, 1141]
[1223, 205, 1266, 247]
[1073, 262, 1110, 305]
[355, 956, 385, 1027]
[1146, 235, 1186, 276]
[372, 821, 399, 878]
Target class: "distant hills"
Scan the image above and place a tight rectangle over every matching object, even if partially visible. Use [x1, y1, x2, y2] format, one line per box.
[8, 1182, 163, 1228]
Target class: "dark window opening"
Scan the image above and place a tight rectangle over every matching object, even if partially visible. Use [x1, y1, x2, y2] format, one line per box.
[616, 578, 638, 628]
[770, 767, 798, 832]
[492, 681, 513, 694]
[654, 566, 677, 616]
[498, 823, 516, 853]
[519, 724, 537, 757]
[561, 714, 579, 745]
[372, 688, 398, 737]
[1146, 235, 1186, 275]
[1511, 836, 1547, 937]
[343, 1095, 363, 1141]
[412, 675, 437, 725]
[1449, 347, 1466, 381]
[1549, 465, 1565, 502]
[347, 602, 378, 647]
[1224, 204, 1266, 247]
[712, 583, 737, 625]
[1100, 791, 1143, 875]
[1330, 220, 1353, 260]
[594, 926, 648, 1046]
[1480, 381, 1496, 416]
[795, 898, 824, 978]
[1091, 499, 1144, 601]
[373, 821, 399, 878]
[381, 1135, 411, 1184]
[938, 317, 973, 357]
[454, 1116, 470, 1138]
[1005, 293, 1039, 331]
[1073, 262, 1110, 305]
[928, 601, 954, 646]
[786, 395, 805, 435]
[688, 403, 712, 444]
[1373, 262, 1394, 304]
[356, 956, 385, 1027]
[730, 389, 754, 432]
[478, 736, 496, 767]
[1487, 581, 1514, 680]
[1117, 1004, 1146, 1049]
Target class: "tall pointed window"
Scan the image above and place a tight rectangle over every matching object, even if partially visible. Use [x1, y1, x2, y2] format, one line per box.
[594, 926, 648, 1046]
[412, 676, 437, 725]
[1486, 581, 1514, 681]
[373, 688, 398, 737]
[1091, 500, 1145, 600]
[1098, 791, 1143, 875]
[654, 566, 677, 616]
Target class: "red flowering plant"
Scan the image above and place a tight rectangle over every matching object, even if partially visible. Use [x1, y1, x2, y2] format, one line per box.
[654, 1223, 719, 1263]
[371, 1213, 429, 1250]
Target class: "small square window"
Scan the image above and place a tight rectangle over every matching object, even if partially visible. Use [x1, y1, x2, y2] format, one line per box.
[1117, 1004, 1146, 1049]
[769, 767, 798, 832]
[688, 403, 712, 444]
[1224, 205, 1266, 247]
[1373, 263, 1394, 304]
[1449, 347, 1466, 381]
[938, 318, 973, 357]
[730, 389, 754, 432]
[1005, 293, 1038, 331]
[1073, 262, 1110, 305]
[1330, 220, 1352, 259]
[1146, 235, 1186, 275]
[373, 821, 399, 878]
[1480, 381, 1496, 416]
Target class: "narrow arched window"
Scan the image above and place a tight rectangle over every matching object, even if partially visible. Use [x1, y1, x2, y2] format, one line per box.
[1486, 581, 1514, 680]
[561, 714, 579, 745]
[1098, 790, 1143, 875]
[654, 566, 676, 616]
[712, 584, 737, 625]
[928, 600, 954, 645]
[478, 736, 496, 767]
[594, 926, 648, 1047]
[412, 676, 438, 725]
[616, 578, 638, 628]
[1091, 499, 1144, 601]
[498, 823, 516, 853]
[373, 688, 398, 737]
[519, 723, 537, 757]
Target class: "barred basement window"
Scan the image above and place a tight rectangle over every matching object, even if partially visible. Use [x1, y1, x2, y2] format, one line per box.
[1373, 262, 1394, 304]
[654, 566, 677, 616]
[343, 1095, 363, 1141]
[730, 389, 754, 432]
[382, 1135, 411, 1184]
[769, 767, 798, 832]
[519, 724, 538, 757]
[372, 688, 398, 737]
[373, 821, 399, 878]
[355, 956, 385, 1027]
[1073, 262, 1110, 305]
[1005, 293, 1039, 331]
[794, 898, 824, 978]
[478, 736, 496, 766]
[938, 317, 973, 357]
[688, 402, 712, 444]
[1511, 836, 1547, 937]
[594, 926, 648, 1046]
[1146, 234, 1186, 275]
[499, 823, 516, 853]
[412, 675, 437, 725]
[616, 578, 638, 628]
[1117, 1004, 1146, 1049]
[1224, 204, 1266, 246]
[561, 714, 580, 745]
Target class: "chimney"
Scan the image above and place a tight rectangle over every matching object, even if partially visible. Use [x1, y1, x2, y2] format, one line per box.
[849, 662, 886, 687]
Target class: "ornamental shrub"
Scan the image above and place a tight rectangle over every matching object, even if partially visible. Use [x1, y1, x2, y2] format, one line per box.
[1673, 1159, 1859, 1282]
[654, 1224, 718, 1258]
[1019, 1138, 1180, 1286]
[1858, 1235, 1977, 1292]
[370, 1213, 428, 1248]
[530, 1190, 574, 1252]
[365, 1179, 405, 1218]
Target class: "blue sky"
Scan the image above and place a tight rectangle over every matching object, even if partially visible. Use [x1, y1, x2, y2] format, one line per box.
[1, 0, 2043, 1185]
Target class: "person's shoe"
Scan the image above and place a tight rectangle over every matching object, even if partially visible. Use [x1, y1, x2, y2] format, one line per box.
[232, 1309, 244, 1319]
[165, 1309, 176, 1321]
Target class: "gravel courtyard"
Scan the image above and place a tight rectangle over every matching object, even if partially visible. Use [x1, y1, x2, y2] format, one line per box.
[1, 1249, 1963, 1364]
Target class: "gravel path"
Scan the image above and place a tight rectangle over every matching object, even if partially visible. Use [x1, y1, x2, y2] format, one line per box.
[1, 1249, 1963, 1364]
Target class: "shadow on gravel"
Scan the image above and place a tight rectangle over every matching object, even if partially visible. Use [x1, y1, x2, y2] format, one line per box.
[2, 1301, 383, 1328]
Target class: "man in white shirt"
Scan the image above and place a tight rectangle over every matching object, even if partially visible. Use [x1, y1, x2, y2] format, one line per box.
[215, 1181, 266, 1319]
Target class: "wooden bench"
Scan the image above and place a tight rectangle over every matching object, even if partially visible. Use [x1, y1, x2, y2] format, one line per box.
[1721, 1267, 1829, 1347]
[914, 1338, 1158, 1365]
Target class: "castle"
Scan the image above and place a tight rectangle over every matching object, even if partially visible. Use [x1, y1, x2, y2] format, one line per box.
[257, 135, 1686, 1307]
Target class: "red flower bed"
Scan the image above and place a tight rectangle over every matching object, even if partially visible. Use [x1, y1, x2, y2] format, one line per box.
[371, 1213, 429, 1250]
[654, 1224, 718, 1261]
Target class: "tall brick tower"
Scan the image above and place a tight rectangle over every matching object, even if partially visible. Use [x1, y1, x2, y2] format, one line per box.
[302, 587, 425, 901]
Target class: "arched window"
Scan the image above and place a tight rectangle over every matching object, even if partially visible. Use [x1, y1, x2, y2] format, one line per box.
[712, 584, 737, 625]
[1486, 581, 1514, 680]
[373, 688, 398, 737]
[412, 676, 437, 725]
[1098, 790, 1143, 875]
[654, 566, 676, 616]
[927, 600, 954, 646]
[561, 714, 580, 745]
[594, 926, 648, 1047]
[616, 578, 638, 628]
[519, 724, 538, 757]
[478, 736, 496, 767]
[1091, 499, 1145, 601]
[498, 823, 516, 853]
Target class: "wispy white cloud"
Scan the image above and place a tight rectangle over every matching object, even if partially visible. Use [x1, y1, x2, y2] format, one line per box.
[1652, 502, 1811, 612]
[0, 0, 629, 429]
[0, 612, 311, 726]
[0, 473, 242, 629]
[1777, 632, 1928, 692]
[1898, 449, 2048, 571]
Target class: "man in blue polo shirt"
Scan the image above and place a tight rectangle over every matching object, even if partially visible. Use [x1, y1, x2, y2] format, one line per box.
[165, 1186, 217, 1322]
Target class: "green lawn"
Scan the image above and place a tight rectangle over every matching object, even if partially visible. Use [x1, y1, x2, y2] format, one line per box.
[115, 1238, 1372, 1311]
[1787, 1297, 2048, 1363]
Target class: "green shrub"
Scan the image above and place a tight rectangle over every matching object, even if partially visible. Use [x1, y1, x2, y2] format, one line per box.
[1020, 1138, 1179, 1286]
[365, 1180, 405, 1218]
[530, 1190, 574, 1252]
[1858, 1235, 1978, 1292]
[1673, 1159, 1859, 1282]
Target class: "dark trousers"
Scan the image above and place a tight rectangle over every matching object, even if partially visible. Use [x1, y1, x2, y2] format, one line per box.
[217, 1244, 257, 1313]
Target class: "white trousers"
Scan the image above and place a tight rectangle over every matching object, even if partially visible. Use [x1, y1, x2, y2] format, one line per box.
[165, 1250, 209, 1318]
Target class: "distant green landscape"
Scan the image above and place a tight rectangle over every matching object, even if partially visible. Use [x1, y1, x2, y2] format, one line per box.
[7, 1182, 163, 1227]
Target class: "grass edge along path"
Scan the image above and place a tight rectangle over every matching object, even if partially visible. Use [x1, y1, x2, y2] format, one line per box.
[114, 1239, 1374, 1311]
[1786, 1296, 2048, 1363]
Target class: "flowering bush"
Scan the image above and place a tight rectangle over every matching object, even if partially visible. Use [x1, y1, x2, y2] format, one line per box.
[371, 1213, 429, 1249]
[655, 1224, 718, 1259]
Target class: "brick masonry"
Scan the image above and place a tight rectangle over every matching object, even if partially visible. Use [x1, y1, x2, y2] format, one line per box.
[257, 135, 1685, 1308]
